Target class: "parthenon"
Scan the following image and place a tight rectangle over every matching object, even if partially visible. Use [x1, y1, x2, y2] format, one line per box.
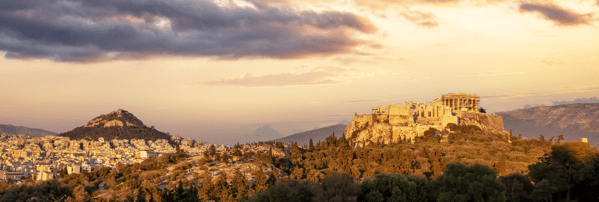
[347, 92, 503, 145]
[433, 93, 479, 112]
[367, 93, 480, 127]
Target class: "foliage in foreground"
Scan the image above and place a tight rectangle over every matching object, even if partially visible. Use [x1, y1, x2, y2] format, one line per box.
[251, 162, 505, 202]
[2, 127, 599, 202]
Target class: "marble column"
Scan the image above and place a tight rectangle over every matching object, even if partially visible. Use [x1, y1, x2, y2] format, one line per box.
[452, 99, 455, 111]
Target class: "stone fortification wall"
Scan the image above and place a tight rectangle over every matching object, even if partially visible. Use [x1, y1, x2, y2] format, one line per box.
[441, 116, 459, 127]
[353, 113, 374, 128]
[345, 93, 506, 146]
[389, 105, 411, 116]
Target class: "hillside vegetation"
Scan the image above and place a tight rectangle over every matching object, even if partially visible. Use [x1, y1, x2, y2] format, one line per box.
[59, 125, 172, 142]
[3, 125, 598, 202]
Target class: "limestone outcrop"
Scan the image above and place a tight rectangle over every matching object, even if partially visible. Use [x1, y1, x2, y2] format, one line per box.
[345, 119, 438, 144]
[459, 112, 505, 133]
[84, 109, 144, 128]
[344, 93, 507, 145]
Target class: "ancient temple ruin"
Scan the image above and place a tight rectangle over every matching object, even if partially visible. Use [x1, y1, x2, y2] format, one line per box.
[345, 93, 505, 145]
[367, 93, 480, 127]
[434, 93, 479, 112]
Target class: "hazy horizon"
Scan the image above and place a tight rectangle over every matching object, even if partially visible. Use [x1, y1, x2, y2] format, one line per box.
[1, 0, 598, 144]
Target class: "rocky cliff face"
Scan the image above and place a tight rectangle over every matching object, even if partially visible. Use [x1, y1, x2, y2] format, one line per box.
[84, 109, 144, 128]
[344, 113, 444, 144]
[497, 103, 599, 145]
[459, 112, 505, 133]
[345, 111, 507, 144]
[345, 120, 434, 144]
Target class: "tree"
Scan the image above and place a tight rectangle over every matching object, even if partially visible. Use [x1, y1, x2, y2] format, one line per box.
[530, 179, 557, 202]
[495, 152, 509, 176]
[249, 179, 321, 202]
[73, 184, 92, 202]
[250, 172, 359, 202]
[232, 146, 242, 157]
[221, 153, 231, 163]
[289, 143, 303, 159]
[214, 173, 231, 201]
[557, 134, 564, 144]
[318, 172, 360, 202]
[573, 156, 599, 201]
[309, 138, 315, 150]
[175, 144, 181, 154]
[359, 173, 430, 202]
[198, 180, 214, 201]
[431, 163, 506, 202]
[500, 173, 534, 202]
[60, 167, 68, 178]
[208, 144, 216, 158]
[252, 168, 269, 194]
[478, 107, 486, 113]
[547, 142, 597, 201]
[231, 169, 248, 200]
[214, 153, 221, 162]
[529, 141, 598, 201]
[267, 148, 273, 161]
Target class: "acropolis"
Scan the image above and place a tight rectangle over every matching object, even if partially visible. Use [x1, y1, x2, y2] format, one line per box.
[345, 93, 505, 144]
[369, 92, 480, 127]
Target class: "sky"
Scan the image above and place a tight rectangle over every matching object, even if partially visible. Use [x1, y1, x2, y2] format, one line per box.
[1, 0, 598, 144]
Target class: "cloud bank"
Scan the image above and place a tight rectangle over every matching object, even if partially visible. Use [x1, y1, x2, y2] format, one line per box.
[201, 66, 354, 87]
[401, 9, 439, 27]
[0, 0, 376, 63]
[519, 3, 592, 26]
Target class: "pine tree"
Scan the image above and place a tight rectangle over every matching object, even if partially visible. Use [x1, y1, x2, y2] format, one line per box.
[175, 144, 181, 154]
[252, 168, 269, 194]
[214, 173, 230, 201]
[231, 169, 248, 200]
[557, 134, 564, 144]
[209, 144, 216, 157]
[495, 152, 509, 176]
[309, 138, 315, 150]
[198, 180, 214, 201]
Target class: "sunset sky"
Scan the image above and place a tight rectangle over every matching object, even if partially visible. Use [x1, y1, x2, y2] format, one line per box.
[1, 0, 598, 144]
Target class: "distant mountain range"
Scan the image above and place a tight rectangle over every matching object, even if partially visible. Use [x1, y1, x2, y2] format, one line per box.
[272, 124, 346, 146]
[497, 103, 599, 145]
[0, 124, 57, 137]
[59, 109, 173, 142]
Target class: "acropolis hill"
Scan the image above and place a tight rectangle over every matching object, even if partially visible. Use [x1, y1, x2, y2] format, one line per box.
[344, 93, 507, 145]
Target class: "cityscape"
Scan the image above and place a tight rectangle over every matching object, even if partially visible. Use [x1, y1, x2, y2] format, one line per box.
[1, 0, 599, 201]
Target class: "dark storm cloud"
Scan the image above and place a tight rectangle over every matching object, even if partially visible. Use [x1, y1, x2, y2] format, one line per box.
[519, 3, 592, 26]
[0, 0, 377, 62]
